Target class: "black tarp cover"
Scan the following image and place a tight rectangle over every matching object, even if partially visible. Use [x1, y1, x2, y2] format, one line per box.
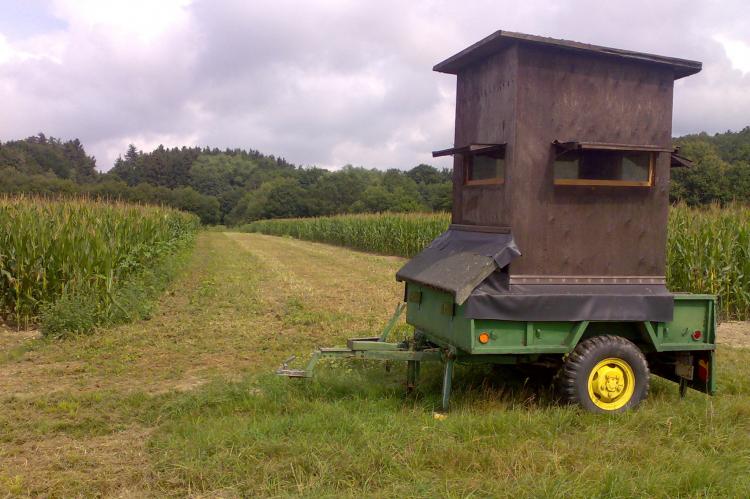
[395, 228, 520, 305]
[465, 272, 674, 322]
[397, 227, 675, 322]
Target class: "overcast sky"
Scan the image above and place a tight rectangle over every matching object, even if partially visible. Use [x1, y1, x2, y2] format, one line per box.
[1, 0, 749, 171]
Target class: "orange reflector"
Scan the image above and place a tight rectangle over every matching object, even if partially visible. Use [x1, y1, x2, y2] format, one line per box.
[698, 359, 709, 381]
[478, 332, 490, 344]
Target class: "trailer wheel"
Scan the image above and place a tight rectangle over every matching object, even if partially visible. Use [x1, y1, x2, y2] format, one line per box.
[558, 335, 649, 413]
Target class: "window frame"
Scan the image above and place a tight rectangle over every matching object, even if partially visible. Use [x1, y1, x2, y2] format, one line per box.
[552, 141, 665, 188]
[463, 145, 506, 187]
[431, 143, 507, 187]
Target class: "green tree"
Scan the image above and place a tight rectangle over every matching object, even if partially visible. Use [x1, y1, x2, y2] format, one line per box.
[406, 164, 450, 185]
[670, 140, 732, 205]
[352, 185, 393, 213]
[169, 187, 221, 224]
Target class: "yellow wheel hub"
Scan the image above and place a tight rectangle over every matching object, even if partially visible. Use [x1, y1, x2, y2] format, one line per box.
[587, 358, 635, 411]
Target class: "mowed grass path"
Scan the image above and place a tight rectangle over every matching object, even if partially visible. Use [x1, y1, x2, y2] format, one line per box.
[1, 232, 749, 497]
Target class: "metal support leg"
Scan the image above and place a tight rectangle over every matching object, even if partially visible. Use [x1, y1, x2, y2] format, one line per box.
[441, 356, 454, 412]
[406, 360, 420, 392]
[379, 302, 406, 342]
[679, 377, 688, 398]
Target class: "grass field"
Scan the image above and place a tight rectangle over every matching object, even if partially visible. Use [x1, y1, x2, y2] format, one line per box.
[244, 204, 750, 320]
[1, 232, 749, 497]
[0, 196, 199, 335]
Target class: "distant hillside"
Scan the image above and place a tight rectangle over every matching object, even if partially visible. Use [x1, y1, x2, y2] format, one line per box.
[673, 127, 750, 205]
[0, 135, 451, 224]
[677, 127, 750, 165]
[0, 133, 97, 182]
[2, 128, 749, 224]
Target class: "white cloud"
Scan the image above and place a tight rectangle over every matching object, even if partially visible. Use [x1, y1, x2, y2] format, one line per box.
[0, 33, 10, 63]
[50, 0, 193, 44]
[713, 34, 750, 75]
[1, 0, 749, 171]
[91, 131, 200, 165]
[0, 31, 62, 64]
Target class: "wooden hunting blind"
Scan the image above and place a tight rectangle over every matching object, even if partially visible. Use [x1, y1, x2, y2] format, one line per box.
[279, 31, 717, 414]
[397, 30, 703, 323]
[434, 30, 701, 281]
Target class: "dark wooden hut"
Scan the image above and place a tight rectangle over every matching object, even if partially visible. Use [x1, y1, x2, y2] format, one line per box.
[432, 31, 701, 284]
[278, 33, 716, 414]
[397, 31, 701, 322]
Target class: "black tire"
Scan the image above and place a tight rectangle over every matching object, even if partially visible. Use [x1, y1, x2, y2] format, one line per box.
[558, 335, 650, 413]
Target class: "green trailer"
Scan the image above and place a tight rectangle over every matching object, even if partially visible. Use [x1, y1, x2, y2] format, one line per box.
[278, 289, 716, 413]
[277, 31, 716, 413]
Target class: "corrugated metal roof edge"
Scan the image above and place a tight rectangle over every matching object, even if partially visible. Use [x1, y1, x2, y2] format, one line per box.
[433, 30, 702, 79]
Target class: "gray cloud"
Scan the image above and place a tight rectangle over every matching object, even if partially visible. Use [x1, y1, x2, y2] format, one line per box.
[0, 0, 748, 171]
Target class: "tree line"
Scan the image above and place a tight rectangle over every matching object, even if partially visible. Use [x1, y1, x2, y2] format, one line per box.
[0, 134, 451, 224]
[1, 128, 749, 224]
[672, 127, 750, 205]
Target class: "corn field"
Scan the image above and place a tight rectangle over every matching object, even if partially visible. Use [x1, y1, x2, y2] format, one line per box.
[243, 212, 449, 257]
[244, 205, 750, 320]
[0, 196, 199, 327]
[667, 204, 750, 320]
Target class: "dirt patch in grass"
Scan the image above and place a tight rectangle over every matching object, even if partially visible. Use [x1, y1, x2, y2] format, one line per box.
[0, 325, 42, 367]
[1, 425, 152, 497]
[0, 324, 40, 350]
[718, 321, 750, 348]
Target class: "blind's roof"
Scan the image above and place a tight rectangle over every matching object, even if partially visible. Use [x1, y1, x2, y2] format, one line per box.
[433, 31, 702, 79]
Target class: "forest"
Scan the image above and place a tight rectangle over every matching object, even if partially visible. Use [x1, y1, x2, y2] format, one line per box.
[1, 127, 749, 224]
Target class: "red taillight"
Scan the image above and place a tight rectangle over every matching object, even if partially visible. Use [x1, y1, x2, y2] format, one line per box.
[692, 330, 702, 341]
[698, 359, 709, 382]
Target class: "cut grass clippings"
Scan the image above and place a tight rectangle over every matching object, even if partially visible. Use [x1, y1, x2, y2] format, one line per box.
[149, 353, 750, 497]
[243, 204, 750, 320]
[2, 232, 750, 497]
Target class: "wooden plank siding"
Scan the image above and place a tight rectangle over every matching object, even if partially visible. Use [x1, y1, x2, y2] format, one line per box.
[449, 40, 676, 278]
[452, 45, 517, 227]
